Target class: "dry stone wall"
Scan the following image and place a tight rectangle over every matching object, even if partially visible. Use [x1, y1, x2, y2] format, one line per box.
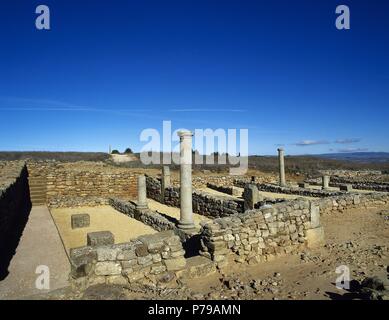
[146, 176, 244, 218]
[311, 192, 389, 214]
[199, 199, 317, 264]
[69, 230, 186, 287]
[234, 180, 343, 198]
[109, 198, 176, 232]
[0, 161, 31, 247]
[27, 161, 143, 207]
[306, 176, 389, 192]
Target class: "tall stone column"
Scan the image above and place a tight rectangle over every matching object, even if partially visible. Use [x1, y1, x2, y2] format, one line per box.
[137, 175, 148, 209]
[322, 175, 330, 190]
[161, 166, 171, 203]
[277, 148, 286, 187]
[177, 130, 195, 230]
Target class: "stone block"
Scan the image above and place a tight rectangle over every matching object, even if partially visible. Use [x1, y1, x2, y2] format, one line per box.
[298, 182, 309, 189]
[340, 184, 353, 192]
[87, 231, 114, 246]
[71, 213, 90, 229]
[94, 261, 121, 275]
[164, 257, 186, 271]
[135, 244, 149, 257]
[306, 226, 325, 248]
[96, 246, 119, 261]
[310, 204, 321, 228]
[231, 187, 242, 197]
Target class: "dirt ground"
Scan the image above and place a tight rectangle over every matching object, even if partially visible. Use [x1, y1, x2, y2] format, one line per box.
[50, 206, 156, 253]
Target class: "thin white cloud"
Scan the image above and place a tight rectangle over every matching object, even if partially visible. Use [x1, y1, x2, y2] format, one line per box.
[294, 140, 329, 146]
[335, 138, 361, 144]
[337, 147, 368, 153]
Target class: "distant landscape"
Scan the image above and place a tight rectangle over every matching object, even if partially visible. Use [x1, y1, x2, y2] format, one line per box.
[2, 151, 389, 174]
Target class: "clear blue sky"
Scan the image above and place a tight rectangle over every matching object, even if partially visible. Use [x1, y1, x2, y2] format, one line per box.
[1, 0, 388, 155]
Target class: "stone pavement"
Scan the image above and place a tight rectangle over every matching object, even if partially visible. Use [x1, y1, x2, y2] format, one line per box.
[0, 206, 70, 299]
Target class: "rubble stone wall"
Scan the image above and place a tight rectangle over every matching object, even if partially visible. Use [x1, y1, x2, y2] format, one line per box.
[234, 180, 343, 198]
[312, 192, 389, 214]
[199, 198, 315, 264]
[306, 177, 389, 192]
[146, 176, 244, 217]
[27, 161, 142, 207]
[0, 161, 31, 247]
[69, 230, 186, 287]
[109, 198, 176, 232]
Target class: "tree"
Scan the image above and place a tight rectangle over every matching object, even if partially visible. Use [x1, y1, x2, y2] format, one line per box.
[111, 149, 120, 154]
[124, 148, 133, 154]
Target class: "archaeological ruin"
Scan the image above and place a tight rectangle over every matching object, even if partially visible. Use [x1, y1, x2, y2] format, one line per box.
[1, 134, 389, 300]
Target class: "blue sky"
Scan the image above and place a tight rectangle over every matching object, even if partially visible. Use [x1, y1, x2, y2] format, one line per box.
[0, 0, 388, 155]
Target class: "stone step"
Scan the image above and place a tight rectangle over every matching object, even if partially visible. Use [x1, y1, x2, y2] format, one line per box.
[30, 192, 47, 197]
[28, 178, 47, 183]
[29, 186, 47, 192]
[30, 196, 46, 201]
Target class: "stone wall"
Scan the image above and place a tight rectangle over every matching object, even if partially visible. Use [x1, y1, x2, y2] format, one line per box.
[69, 230, 186, 288]
[199, 198, 319, 264]
[0, 161, 32, 276]
[234, 180, 343, 198]
[146, 176, 244, 218]
[306, 176, 389, 192]
[206, 183, 242, 196]
[27, 161, 143, 207]
[109, 198, 176, 232]
[0, 161, 31, 247]
[311, 192, 389, 214]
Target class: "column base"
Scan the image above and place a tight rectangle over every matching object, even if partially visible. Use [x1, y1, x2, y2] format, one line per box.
[178, 221, 196, 230]
[136, 203, 148, 210]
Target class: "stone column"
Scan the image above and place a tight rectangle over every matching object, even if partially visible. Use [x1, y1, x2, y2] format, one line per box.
[161, 166, 171, 203]
[322, 175, 330, 190]
[277, 148, 286, 187]
[137, 175, 148, 209]
[177, 130, 195, 230]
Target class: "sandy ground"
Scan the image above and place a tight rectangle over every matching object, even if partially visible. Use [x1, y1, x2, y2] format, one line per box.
[50, 206, 156, 253]
[147, 198, 212, 229]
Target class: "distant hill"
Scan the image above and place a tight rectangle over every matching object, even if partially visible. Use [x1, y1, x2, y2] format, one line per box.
[314, 152, 389, 163]
[0, 151, 110, 162]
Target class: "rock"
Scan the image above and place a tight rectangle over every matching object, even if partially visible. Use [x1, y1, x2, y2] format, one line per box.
[361, 276, 387, 291]
[71, 213, 90, 229]
[96, 246, 118, 261]
[94, 262, 121, 275]
[164, 257, 186, 271]
[87, 231, 114, 246]
[135, 244, 149, 257]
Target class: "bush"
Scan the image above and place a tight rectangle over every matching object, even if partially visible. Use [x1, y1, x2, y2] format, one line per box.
[124, 148, 133, 154]
[111, 150, 120, 154]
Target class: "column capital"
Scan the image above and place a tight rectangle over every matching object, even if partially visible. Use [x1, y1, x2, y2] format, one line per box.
[277, 147, 284, 152]
[178, 130, 193, 138]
